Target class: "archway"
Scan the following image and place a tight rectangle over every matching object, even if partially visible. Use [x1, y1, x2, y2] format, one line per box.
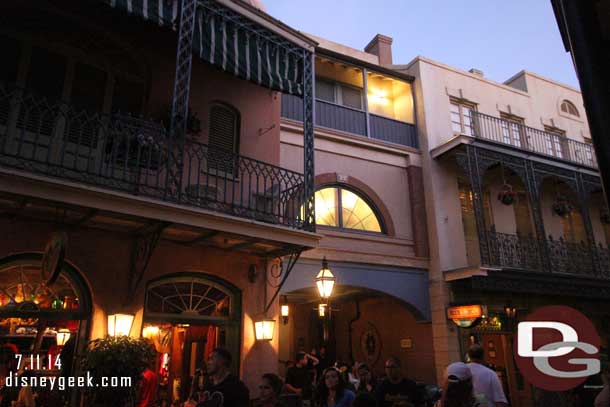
[0, 253, 92, 404]
[141, 272, 242, 405]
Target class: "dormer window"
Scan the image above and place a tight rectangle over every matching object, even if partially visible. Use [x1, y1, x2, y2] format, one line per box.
[560, 100, 580, 118]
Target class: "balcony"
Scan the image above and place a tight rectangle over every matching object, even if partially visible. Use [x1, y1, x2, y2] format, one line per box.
[281, 93, 418, 148]
[472, 111, 597, 169]
[487, 229, 610, 279]
[0, 83, 306, 230]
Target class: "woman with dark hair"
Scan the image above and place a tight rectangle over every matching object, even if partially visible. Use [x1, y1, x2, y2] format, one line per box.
[315, 367, 355, 407]
[253, 373, 284, 407]
[435, 362, 485, 407]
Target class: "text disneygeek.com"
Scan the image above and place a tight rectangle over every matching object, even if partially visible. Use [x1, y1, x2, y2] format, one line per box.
[4, 372, 132, 391]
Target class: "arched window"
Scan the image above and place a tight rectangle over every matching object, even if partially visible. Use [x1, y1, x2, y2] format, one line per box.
[208, 103, 240, 176]
[560, 100, 580, 117]
[314, 186, 383, 232]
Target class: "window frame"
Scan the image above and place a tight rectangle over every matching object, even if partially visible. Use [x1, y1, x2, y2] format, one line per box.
[315, 184, 386, 234]
[499, 112, 526, 148]
[315, 77, 364, 111]
[543, 125, 567, 160]
[449, 99, 476, 136]
[560, 100, 580, 118]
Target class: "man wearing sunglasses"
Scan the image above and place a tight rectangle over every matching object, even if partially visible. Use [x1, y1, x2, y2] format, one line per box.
[375, 357, 422, 407]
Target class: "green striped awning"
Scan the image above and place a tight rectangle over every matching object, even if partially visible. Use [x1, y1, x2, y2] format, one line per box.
[103, 0, 304, 96]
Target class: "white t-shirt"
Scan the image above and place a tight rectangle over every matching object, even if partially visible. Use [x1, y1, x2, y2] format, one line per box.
[468, 363, 508, 407]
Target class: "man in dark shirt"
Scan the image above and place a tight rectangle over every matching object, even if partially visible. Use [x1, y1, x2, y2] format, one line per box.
[284, 352, 318, 401]
[197, 348, 249, 407]
[375, 357, 422, 407]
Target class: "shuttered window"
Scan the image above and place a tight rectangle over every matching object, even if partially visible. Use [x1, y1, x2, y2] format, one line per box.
[208, 103, 239, 176]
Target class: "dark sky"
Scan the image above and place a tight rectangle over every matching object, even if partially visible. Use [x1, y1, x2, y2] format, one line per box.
[263, 0, 579, 89]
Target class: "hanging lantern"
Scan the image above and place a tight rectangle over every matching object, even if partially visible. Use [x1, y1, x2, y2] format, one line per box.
[108, 313, 135, 337]
[254, 318, 275, 341]
[315, 257, 335, 299]
[318, 303, 327, 318]
[56, 329, 71, 346]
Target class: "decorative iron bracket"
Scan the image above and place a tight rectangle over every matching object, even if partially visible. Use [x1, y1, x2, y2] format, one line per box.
[263, 248, 303, 314]
[126, 222, 170, 304]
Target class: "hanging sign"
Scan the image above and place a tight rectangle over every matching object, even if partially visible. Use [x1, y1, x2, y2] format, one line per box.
[447, 304, 486, 328]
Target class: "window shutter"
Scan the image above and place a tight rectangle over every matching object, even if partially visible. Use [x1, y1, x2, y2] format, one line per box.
[209, 105, 237, 153]
[315, 79, 335, 103]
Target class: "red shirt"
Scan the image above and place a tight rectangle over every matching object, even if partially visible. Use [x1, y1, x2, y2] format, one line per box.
[138, 368, 158, 407]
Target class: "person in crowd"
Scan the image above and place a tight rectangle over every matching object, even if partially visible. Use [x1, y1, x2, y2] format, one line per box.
[466, 345, 507, 407]
[335, 362, 357, 391]
[315, 367, 355, 407]
[196, 348, 249, 407]
[316, 346, 330, 379]
[285, 352, 319, 401]
[137, 349, 159, 407]
[374, 357, 422, 407]
[434, 362, 485, 407]
[352, 392, 378, 407]
[595, 362, 610, 407]
[253, 373, 284, 407]
[355, 364, 376, 395]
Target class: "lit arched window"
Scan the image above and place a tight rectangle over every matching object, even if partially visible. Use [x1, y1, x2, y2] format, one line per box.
[560, 100, 579, 117]
[314, 186, 383, 232]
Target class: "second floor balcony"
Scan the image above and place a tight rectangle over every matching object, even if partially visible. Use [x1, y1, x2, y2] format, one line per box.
[281, 56, 419, 149]
[0, 83, 306, 229]
[471, 111, 597, 169]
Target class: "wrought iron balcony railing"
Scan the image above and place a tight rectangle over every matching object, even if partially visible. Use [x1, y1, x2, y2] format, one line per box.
[487, 229, 610, 278]
[281, 93, 418, 148]
[0, 83, 306, 229]
[472, 111, 598, 169]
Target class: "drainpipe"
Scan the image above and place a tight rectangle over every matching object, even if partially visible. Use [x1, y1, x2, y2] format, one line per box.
[347, 299, 361, 364]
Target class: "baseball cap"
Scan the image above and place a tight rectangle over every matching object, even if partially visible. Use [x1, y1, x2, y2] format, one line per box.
[446, 362, 472, 383]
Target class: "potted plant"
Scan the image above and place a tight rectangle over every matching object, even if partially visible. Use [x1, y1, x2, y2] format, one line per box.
[497, 184, 517, 205]
[81, 336, 155, 407]
[552, 195, 574, 217]
[159, 107, 202, 137]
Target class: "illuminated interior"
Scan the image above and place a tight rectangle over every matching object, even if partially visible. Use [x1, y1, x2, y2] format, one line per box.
[313, 187, 382, 232]
[314, 57, 414, 124]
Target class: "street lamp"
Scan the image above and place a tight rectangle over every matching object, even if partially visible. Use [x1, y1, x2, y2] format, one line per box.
[315, 257, 335, 299]
[108, 313, 135, 337]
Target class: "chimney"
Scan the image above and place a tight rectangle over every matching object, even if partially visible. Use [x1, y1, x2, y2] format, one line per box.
[365, 34, 393, 65]
[469, 68, 484, 77]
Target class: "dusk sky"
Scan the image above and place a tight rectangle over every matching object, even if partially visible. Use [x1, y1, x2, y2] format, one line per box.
[263, 0, 580, 89]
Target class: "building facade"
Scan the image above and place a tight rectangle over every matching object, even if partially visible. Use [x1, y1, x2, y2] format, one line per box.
[278, 35, 435, 384]
[400, 57, 610, 406]
[0, 0, 319, 404]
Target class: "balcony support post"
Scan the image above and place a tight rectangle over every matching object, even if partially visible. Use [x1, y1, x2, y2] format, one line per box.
[167, 0, 197, 201]
[524, 161, 550, 270]
[576, 172, 599, 273]
[362, 68, 371, 138]
[456, 145, 491, 265]
[302, 51, 316, 232]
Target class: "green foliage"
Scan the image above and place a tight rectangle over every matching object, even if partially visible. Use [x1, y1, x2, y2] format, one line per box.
[80, 336, 155, 406]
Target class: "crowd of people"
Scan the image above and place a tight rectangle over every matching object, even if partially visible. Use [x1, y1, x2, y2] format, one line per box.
[166, 344, 610, 407]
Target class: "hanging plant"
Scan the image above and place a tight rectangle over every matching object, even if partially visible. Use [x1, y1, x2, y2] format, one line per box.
[497, 184, 517, 206]
[552, 195, 574, 217]
[159, 107, 202, 137]
[601, 208, 610, 225]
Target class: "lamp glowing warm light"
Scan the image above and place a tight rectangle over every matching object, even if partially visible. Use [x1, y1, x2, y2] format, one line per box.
[108, 313, 135, 337]
[318, 303, 327, 317]
[315, 258, 335, 299]
[368, 89, 388, 105]
[142, 325, 160, 339]
[56, 329, 71, 346]
[254, 318, 275, 341]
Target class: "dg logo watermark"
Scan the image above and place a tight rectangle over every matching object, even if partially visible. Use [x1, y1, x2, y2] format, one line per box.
[514, 305, 601, 391]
